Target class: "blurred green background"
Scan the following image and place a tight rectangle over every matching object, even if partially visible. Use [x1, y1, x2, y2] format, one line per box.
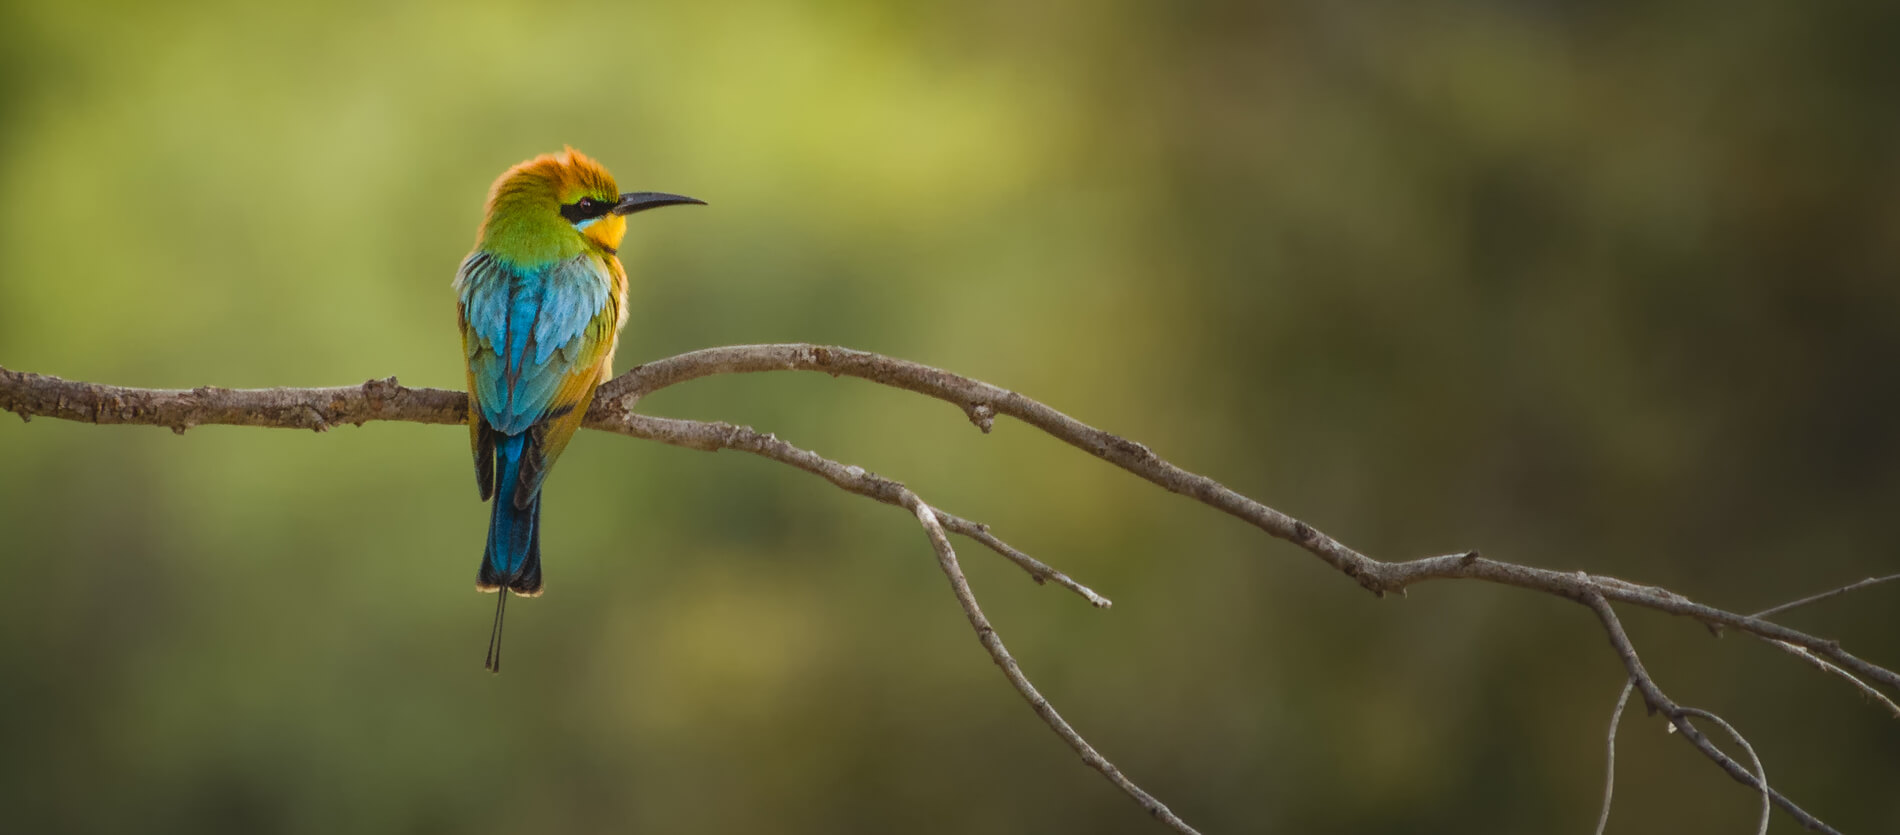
[2, 1, 1897, 832]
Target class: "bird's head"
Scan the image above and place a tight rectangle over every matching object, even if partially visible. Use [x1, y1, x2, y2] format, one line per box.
[476, 147, 702, 265]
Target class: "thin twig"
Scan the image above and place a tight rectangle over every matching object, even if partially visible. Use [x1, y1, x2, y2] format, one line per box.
[1752, 573, 1900, 620]
[1594, 681, 1632, 835]
[901, 490, 1197, 833]
[1764, 639, 1900, 719]
[940, 515, 1113, 608]
[1677, 706, 1770, 835]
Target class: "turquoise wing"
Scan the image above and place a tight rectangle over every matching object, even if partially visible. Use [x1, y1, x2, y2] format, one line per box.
[455, 251, 613, 436]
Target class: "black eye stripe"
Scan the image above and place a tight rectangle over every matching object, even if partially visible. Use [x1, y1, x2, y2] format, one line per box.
[559, 196, 614, 224]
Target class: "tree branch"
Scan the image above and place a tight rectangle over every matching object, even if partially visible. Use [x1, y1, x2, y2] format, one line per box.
[1580, 588, 1817, 833]
[4, 344, 1894, 833]
[606, 346, 1899, 695]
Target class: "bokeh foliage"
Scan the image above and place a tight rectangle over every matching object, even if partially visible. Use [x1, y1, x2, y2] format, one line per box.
[2, 1, 1896, 832]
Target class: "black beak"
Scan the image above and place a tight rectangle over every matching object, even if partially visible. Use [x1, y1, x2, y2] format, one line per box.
[613, 191, 706, 215]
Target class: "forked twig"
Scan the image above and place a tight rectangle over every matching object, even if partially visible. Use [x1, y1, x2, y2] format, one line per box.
[1580, 587, 1832, 834]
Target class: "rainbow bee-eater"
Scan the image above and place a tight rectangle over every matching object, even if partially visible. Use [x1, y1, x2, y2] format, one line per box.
[455, 148, 702, 672]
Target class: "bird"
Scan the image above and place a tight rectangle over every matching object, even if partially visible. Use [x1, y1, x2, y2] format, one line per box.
[454, 147, 702, 672]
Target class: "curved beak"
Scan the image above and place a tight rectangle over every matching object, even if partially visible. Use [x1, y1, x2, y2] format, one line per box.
[613, 191, 706, 215]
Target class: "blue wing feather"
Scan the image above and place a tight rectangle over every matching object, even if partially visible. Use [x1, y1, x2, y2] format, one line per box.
[533, 274, 606, 366]
[455, 251, 612, 435]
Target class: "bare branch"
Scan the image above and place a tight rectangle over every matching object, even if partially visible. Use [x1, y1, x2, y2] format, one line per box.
[0, 366, 1109, 607]
[1395, 556, 1900, 695]
[1578, 587, 1834, 834]
[598, 346, 1900, 694]
[5, 345, 1894, 833]
[0, 369, 463, 432]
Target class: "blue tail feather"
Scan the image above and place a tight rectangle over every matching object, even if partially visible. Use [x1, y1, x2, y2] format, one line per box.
[480, 432, 542, 673]
[478, 433, 544, 595]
